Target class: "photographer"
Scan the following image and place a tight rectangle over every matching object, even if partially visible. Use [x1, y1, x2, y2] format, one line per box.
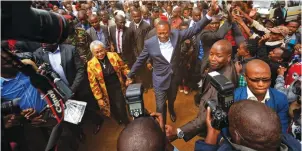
[165, 40, 238, 141]
[195, 100, 301, 151]
[1, 51, 74, 150]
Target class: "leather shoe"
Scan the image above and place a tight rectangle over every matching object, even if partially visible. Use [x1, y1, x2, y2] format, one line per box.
[170, 113, 176, 122]
[93, 119, 104, 135]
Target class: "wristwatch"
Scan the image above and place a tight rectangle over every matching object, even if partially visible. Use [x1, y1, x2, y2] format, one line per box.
[176, 128, 184, 139]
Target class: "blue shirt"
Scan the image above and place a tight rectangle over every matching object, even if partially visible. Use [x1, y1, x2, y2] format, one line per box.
[1, 72, 47, 113]
[95, 27, 107, 48]
[158, 39, 174, 63]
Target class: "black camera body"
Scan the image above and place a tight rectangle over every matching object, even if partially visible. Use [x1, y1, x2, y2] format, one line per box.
[125, 83, 146, 118]
[39, 63, 74, 100]
[204, 71, 235, 130]
[1, 98, 21, 115]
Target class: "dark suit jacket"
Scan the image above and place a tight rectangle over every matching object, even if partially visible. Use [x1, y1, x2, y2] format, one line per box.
[109, 25, 136, 67]
[128, 16, 211, 91]
[130, 20, 151, 56]
[33, 44, 85, 94]
[180, 62, 238, 141]
[86, 26, 110, 49]
[145, 28, 157, 40]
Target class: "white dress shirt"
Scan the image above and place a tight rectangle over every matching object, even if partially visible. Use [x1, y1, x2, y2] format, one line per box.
[48, 47, 69, 85]
[115, 28, 123, 53]
[158, 39, 174, 63]
[189, 20, 196, 28]
[247, 87, 270, 103]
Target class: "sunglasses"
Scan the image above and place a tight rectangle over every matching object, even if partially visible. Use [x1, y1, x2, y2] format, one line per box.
[245, 75, 271, 83]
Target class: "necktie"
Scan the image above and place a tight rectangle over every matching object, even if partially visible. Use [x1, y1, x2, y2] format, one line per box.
[117, 29, 121, 53]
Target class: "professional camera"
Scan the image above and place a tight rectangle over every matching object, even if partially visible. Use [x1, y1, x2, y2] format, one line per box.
[1, 98, 21, 115]
[204, 71, 235, 130]
[125, 83, 147, 118]
[2, 1, 69, 44]
[39, 63, 74, 100]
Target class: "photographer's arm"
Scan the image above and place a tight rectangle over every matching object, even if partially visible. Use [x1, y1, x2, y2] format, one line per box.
[179, 86, 218, 141]
[21, 59, 38, 71]
[205, 107, 220, 145]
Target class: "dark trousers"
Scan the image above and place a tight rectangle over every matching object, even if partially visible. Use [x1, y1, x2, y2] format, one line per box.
[107, 82, 130, 125]
[154, 76, 179, 124]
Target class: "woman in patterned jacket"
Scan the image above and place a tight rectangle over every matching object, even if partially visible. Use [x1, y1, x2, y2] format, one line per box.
[87, 40, 132, 125]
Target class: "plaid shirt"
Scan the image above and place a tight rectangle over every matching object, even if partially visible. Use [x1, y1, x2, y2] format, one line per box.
[238, 74, 247, 87]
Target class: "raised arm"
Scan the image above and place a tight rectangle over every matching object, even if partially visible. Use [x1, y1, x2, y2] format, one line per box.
[179, 0, 219, 41]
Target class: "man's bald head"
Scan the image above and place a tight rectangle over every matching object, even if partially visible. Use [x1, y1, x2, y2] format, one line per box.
[245, 59, 271, 76]
[117, 117, 165, 151]
[228, 100, 281, 150]
[245, 59, 272, 100]
[212, 39, 232, 55]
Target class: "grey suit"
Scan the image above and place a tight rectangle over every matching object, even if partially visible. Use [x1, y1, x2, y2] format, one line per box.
[128, 16, 211, 123]
[86, 26, 110, 49]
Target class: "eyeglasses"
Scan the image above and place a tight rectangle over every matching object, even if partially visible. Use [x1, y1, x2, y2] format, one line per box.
[245, 75, 271, 83]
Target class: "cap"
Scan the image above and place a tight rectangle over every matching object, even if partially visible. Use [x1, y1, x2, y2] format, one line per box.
[268, 26, 289, 37]
[152, 6, 159, 12]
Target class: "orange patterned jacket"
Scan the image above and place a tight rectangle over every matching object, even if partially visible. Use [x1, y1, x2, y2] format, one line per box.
[87, 52, 130, 117]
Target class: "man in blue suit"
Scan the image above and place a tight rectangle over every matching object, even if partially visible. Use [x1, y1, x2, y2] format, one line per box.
[127, 1, 218, 123]
[234, 59, 289, 133]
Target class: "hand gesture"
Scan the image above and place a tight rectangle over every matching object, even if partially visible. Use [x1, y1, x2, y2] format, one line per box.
[21, 108, 38, 120]
[277, 66, 287, 76]
[147, 63, 153, 71]
[208, 0, 219, 16]
[125, 78, 133, 87]
[205, 107, 221, 135]
[150, 112, 164, 132]
[80, 55, 87, 63]
[30, 114, 47, 125]
[165, 125, 177, 140]
[259, 33, 270, 45]
[235, 61, 243, 75]
[110, 44, 115, 52]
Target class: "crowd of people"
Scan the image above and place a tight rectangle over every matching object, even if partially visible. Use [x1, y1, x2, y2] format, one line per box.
[1, 0, 301, 151]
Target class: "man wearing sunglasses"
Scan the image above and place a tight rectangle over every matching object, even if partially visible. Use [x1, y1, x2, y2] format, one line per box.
[234, 59, 289, 133]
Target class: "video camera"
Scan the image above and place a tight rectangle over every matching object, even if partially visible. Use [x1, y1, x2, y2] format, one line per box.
[204, 71, 234, 130]
[125, 83, 148, 118]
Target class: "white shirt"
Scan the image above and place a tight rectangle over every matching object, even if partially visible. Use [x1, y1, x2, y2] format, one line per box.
[158, 39, 174, 63]
[48, 47, 69, 85]
[189, 20, 196, 28]
[247, 87, 270, 103]
[134, 19, 142, 29]
[115, 28, 123, 53]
